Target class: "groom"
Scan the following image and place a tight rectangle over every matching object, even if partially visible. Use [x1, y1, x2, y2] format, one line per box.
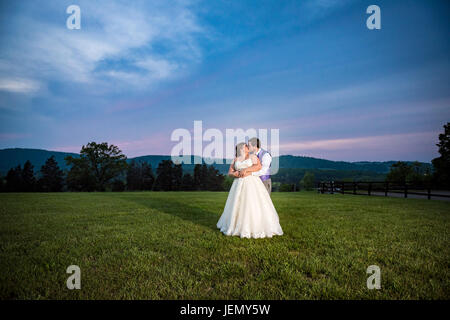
[240, 137, 272, 195]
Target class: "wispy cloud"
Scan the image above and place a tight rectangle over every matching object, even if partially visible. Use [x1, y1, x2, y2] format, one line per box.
[0, 78, 40, 94]
[0, 133, 31, 141]
[0, 0, 206, 93]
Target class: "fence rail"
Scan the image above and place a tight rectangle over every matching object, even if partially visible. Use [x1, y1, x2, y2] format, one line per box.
[317, 181, 450, 200]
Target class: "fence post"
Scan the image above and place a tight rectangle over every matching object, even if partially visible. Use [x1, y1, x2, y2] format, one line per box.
[427, 187, 431, 200]
[341, 182, 345, 194]
[368, 182, 372, 196]
[404, 183, 408, 198]
[385, 182, 388, 197]
[353, 182, 356, 195]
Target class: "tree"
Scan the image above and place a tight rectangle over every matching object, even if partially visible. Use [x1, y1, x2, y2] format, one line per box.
[193, 163, 224, 191]
[5, 165, 22, 192]
[65, 142, 128, 191]
[0, 175, 5, 192]
[386, 161, 428, 185]
[206, 165, 224, 191]
[431, 122, 450, 188]
[38, 156, 64, 192]
[194, 164, 208, 190]
[154, 161, 224, 191]
[126, 160, 141, 191]
[66, 157, 96, 191]
[222, 175, 234, 191]
[21, 160, 36, 192]
[141, 162, 155, 190]
[126, 161, 155, 191]
[181, 173, 195, 191]
[280, 183, 295, 192]
[299, 171, 315, 191]
[386, 161, 411, 184]
[406, 161, 426, 185]
[111, 179, 125, 191]
[154, 160, 175, 191]
[172, 163, 183, 191]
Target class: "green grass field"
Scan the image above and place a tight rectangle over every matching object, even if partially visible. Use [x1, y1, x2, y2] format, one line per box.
[0, 191, 449, 299]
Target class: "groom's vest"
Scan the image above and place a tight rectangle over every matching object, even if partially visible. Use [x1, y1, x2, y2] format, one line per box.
[257, 149, 271, 182]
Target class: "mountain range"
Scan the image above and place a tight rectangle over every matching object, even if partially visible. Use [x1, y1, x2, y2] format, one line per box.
[0, 148, 431, 179]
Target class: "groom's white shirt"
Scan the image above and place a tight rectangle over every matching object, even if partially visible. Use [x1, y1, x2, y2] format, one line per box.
[252, 148, 272, 177]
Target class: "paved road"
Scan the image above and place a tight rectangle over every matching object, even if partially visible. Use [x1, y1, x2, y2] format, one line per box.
[321, 190, 450, 201]
[370, 191, 450, 201]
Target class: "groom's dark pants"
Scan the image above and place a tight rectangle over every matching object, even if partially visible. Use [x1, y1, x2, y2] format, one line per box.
[263, 178, 272, 196]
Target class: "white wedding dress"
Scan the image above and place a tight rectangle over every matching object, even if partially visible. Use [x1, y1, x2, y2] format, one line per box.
[217, 158, 284, 239]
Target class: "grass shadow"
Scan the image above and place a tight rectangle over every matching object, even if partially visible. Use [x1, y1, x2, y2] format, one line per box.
[124, 192, 222, 233]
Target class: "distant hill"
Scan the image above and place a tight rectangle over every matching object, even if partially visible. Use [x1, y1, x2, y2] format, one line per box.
[0, 148, 432, 180]
[0, 148, 79, 175]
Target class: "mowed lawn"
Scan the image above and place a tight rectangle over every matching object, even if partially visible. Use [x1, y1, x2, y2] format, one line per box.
[0, 191, 449, 299]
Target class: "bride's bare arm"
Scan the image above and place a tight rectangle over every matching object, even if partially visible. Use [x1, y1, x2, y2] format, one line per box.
[228, 159, 239, 177]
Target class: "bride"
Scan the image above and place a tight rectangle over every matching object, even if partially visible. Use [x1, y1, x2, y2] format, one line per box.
[216, 142, 284, 239]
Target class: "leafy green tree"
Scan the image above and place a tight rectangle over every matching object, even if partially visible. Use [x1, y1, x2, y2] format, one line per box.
[141, 162, 155, 190]
[126, 160, 141, 190]
[111, 179, 125, 192]
[386, 161, 411, 184]
[181, 173, 195, 191]
[194, 164, 208, 190]
[154, 160, 175, 191]
[66, 157, 96, 191]
[172, 163, 183, 191]
[0, 175, 5, 192]
[65, 142, 127, 191]
[192, 163, 224, 191]
[386, 161, 428, 185]
[206, 165, 224, 191]
[280, 183, 294, 192]
[432, 122, 450, 188]
[222, 175, 234, 191]
[126, 160, 155, 190]
[299, 171, 315, 191]
[38, 156, 64, 192]
[5, 165, 22, 192]
[406, 161, 426, 185]
[21, 160, 36, 192]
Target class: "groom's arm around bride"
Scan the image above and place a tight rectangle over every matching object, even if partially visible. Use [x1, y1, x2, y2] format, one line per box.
[247, 138, 272, 195]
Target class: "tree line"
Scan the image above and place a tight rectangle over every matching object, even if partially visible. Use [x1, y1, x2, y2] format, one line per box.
[0, 123, 449, 192]
[261, 123, 450, 192]
[0, 142, 225, 192]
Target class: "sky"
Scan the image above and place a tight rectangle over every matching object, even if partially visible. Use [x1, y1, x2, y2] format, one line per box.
[0, 0, 449, 162]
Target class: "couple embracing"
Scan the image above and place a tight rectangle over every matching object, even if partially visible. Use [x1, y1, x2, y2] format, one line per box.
[216, 138, 284, 239]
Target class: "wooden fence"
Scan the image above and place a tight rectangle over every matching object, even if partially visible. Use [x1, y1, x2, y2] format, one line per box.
[317, 181, 450, 200]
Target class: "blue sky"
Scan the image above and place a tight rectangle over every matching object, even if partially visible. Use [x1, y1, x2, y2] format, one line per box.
[0, 0, 449, 162]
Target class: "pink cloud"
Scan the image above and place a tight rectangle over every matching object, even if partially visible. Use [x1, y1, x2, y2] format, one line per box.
[52, 134, 170, 158]
[280, 131, 440, 162]
[0, 133, 31, 141]
[110, 134, 170, 157]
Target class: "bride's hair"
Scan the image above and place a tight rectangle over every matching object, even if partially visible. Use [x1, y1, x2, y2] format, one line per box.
[235, 142, 247, 157]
